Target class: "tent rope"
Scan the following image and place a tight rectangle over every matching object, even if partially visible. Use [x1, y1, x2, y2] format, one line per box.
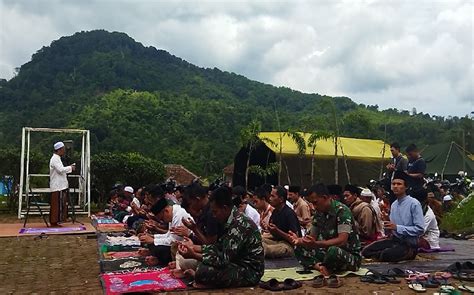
[441, 141, 454, 180]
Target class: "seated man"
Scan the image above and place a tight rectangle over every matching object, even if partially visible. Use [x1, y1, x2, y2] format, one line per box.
[412, 189, 440, 250]
[176, 186, 264, 289]
[138, 197, 193, 266]
[252, 186, 274, 231]
[343, 185, 380, 245]
[170, 183, 224, 277]
[263, 186, 301, 258]
[362, 171, 424, 262]
[232, 186, 261, 230]
[288, 185, 312, 233]
[290, 184, 361, 276]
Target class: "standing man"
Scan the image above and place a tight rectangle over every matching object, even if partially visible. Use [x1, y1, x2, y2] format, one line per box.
[386, 142, 408, 181]
[405, 144, 427, 192]
[361, 171, 424, 262]
[49, 142, 75, 226]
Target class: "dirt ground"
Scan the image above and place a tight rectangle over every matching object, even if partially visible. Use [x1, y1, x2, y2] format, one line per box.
[0, 214, 471, 294]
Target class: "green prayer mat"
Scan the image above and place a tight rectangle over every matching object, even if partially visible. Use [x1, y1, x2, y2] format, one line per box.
[261, 267, 370, 282]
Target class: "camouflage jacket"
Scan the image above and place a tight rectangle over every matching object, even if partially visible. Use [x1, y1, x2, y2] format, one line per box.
[201, 207, 264, 273]
[311, 200, 361, 256]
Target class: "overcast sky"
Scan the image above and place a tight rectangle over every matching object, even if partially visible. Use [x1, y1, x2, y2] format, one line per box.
[0, 0, 472, 116]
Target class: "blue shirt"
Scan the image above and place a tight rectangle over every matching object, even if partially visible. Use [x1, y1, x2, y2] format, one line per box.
[390, 195, 424, 247]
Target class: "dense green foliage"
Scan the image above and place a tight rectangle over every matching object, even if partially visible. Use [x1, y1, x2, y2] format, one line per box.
[0, 30, 472, 178]
[91, 152, 165, 206]
[441, 195, 474, 232]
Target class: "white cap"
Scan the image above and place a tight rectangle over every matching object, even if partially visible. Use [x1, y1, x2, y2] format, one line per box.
[124, 186, 134, 194]
[361, 188, 374, 198]
[443, 195, 453, 202]
[54, 142, 65, 150]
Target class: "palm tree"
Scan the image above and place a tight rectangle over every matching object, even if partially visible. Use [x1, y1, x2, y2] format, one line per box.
[307, 131, 333, 184]
[240, 119, 262, 189]
[287, 130, 306, 186]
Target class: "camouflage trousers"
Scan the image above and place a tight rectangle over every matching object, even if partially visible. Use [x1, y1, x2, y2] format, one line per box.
[294, 245, 361, 272]
[195, 262, 263, 288]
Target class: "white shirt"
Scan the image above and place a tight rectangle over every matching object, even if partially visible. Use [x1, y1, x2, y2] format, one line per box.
[244, 204, 261, 230]
[153, 204, 193, 246]
[371, 198, 385, 237]
[49, 153, 73, 192]
[286, 200, 294, 210]
[131, 197, 141, 208]
[423, 206, 440, 249]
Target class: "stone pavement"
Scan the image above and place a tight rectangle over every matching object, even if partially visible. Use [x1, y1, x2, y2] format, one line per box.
[0, 214, 472, 294]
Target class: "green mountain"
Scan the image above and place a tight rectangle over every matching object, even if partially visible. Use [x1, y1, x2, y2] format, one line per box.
[0, 30, 472, 176]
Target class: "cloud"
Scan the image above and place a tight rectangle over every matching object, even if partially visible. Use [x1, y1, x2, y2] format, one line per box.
[0, 0, 472, 116]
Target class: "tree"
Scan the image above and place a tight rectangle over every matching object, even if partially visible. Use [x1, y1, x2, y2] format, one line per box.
[240, 119, 262, 189]
[307, 131, 333, 184]
[91, 152, 165, 208]
[287, 130, 306, 186]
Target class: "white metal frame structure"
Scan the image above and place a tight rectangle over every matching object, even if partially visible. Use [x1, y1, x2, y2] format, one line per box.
[18, 127, 91, 218]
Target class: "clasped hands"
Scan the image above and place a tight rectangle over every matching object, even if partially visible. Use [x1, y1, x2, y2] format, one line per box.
[288, 231, 320, 248]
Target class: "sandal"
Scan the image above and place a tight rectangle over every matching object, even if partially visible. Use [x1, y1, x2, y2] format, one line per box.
[386, 267, 407, 277]
[259, 278, 282, 291]
[282, 278, 302, 290]
[408, 282, 426, 293]
[312, 275, 326, 288]
[454, 272, 474, 282]
[458, 284, 474, 293]
[327, 274, 343, 288]
[360, 271, 386, 284]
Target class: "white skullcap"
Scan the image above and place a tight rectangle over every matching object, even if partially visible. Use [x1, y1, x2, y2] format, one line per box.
[54, 142, 65, 150]
[443, 195, 453, 202]
[284, 185, 289, 190]
[360, 188, 374, 198]
[124, 186, 134, 194]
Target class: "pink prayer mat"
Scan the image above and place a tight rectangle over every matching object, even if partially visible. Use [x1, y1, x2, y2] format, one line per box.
[100, 267, 186, 295]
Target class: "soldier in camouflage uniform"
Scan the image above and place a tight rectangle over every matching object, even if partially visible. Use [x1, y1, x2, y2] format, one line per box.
[289, 184, 361, 276]
[177, 186, 264, 288]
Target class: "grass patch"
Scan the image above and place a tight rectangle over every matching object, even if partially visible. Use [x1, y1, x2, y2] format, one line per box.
[441, 194, 474, 233]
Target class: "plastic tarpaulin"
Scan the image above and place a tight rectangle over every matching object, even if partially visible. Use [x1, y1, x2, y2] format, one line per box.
[258, 132, 390, 161]
[421, 142, 474, 177]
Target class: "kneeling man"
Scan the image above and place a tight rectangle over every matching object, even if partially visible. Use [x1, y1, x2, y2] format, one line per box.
[290, 183, 361, 276]
[361, 171, 424, 262]
[177, 186, 264, 288]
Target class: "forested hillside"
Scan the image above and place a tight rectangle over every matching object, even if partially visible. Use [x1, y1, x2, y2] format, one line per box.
[0, 30, 472, 177]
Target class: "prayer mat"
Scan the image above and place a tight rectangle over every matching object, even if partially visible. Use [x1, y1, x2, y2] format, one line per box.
[418, 246, 455, 253]
[19, 225, 87, 235]
[97, 224, 126, 232]
[100, 268, 186, 295]
[100, 257, 148, 273]
[103, 251, 141, 260]
[261, 267, 370, 282]
[265, 257, 300, 269]
[100, 244, 141, 254]
[105, 236, 141, 246]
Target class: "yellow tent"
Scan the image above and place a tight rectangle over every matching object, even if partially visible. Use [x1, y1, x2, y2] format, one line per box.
[258, 132, 391, 161]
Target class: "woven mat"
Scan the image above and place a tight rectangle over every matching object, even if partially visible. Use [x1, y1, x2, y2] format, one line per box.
[261, 267, 369, 282]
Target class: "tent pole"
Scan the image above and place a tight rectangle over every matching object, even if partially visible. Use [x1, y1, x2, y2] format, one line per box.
[25, 130, 31, 212]
[87, 130, 91, 217]
[379, 124, 387, 179]
[18, 128, 26, 219]
[441, 142, 454, 180]
[339, 138, 351, 184]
